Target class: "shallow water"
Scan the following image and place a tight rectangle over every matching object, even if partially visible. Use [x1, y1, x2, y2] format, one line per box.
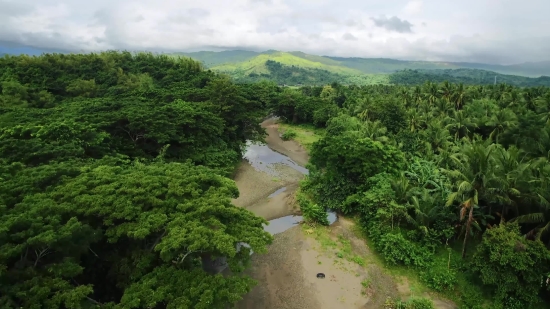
[243, 141, 309, 175]
[263, 211, 338, 235]
[267, 187, 287, 198]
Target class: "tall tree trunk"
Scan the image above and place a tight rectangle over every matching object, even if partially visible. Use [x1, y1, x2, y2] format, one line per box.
[462, 206, 474, 258]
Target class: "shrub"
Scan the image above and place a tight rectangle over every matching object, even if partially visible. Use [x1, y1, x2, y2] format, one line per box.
[377, 232, 433, 268]
[396, 297, 435, 309]
[281, 129, 297, 140]
[420, 265, 457, 292]
[297, 191, 329, 225]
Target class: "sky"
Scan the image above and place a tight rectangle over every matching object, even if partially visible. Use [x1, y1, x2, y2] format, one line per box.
[0, 0, 549, 64]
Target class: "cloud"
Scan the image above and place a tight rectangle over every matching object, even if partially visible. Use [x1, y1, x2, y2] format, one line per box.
[370, 16, 413, 33]
[342, 33, 357, 41]
[0, 0, 548, 64]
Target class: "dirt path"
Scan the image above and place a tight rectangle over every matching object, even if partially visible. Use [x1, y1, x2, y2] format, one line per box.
[232, 119, 456, 309]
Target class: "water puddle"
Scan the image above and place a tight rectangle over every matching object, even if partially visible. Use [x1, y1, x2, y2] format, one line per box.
[263, 211, 338, 235]
[268, 187, 287, 198]
[243, 141, 308, 176]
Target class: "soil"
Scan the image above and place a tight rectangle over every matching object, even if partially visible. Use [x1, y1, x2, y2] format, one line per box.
[232, 119, 457, 309]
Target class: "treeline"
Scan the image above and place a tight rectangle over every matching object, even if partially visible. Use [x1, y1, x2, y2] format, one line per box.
[267, 81, 550, 308]
[0, 52, 274, 308]
[390, 68, 550, 87]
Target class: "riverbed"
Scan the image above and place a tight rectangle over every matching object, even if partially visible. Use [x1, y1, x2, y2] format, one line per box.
[232, 119, 376, 309]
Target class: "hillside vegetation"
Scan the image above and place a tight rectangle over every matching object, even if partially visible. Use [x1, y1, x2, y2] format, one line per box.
[178, 49, 550, 77]
[391, 69, 550, 87]
[176, 50, 550, 87]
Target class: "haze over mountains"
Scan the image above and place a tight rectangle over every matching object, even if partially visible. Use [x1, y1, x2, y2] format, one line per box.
[174, 50, 550, 78]
[2, 40, 549, 87]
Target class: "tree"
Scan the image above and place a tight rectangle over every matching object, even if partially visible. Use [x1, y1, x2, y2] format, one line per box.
[471, 223, 550, 308]
[0, 161, 272, 308]
[444, 139, 499, 258]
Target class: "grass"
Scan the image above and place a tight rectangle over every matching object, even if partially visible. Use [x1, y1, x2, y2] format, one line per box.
[212, 52, 363, 76]
[278, 122, 325, 151]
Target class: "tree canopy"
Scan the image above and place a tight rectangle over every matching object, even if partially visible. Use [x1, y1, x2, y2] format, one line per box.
[0, 52, 271, 308]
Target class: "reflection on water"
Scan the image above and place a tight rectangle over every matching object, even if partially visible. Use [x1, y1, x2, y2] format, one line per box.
[263, 211, 337, 235]
[243, 141, 309, 175]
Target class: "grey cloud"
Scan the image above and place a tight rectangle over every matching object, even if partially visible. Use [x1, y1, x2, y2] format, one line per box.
[342, 33, 357, 41]
[371, 16, 413, 33]
[0, 0, 549, 64]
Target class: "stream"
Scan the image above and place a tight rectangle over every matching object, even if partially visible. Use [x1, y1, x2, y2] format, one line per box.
[205, 139, 336, 274]
[243, 140, 337, 234]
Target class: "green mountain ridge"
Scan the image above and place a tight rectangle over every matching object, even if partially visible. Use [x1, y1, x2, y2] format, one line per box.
[176, 50, 550, 77]
[174, 50, 549, 87]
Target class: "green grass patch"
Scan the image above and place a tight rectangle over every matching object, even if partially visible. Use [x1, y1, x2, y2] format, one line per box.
[278, 122, 324, 151]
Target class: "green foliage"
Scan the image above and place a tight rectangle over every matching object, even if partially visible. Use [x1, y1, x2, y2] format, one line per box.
[281, 128, 297, 140]
[296, 190, 330, 226]
[0, 52, 271, 308]
[377, 233, 433, 268]
[419, 264, 457, 292]
[282, 79, 550, 308]
[471, 223, 550, 308]
[390, 69, 550, 87]
[396, 297, 435, 309]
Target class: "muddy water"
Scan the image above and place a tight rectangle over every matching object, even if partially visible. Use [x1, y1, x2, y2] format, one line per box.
[243, 141, 309, 176]
[240, 139, 335, 234]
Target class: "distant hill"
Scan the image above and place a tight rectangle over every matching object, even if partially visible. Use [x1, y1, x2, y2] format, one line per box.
[171, 50, 260, 67]
[390, 69, 550, 87]
[175, 49, 550, 78]
[173, 50, 549, 86]
[0, 40, 69, 56]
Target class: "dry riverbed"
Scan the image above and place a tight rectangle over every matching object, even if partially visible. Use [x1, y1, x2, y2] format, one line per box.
[232, 119, 456, 309]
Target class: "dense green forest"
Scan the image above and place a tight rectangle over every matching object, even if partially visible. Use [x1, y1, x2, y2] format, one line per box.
[391, 69, 550, 87]
[3, 51, 550, 309]
[0, 52, 276, 308]
[269, 81, 550, 308]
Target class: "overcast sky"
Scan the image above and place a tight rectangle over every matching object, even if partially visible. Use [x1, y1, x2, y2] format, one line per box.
[1, 0, 549, 64]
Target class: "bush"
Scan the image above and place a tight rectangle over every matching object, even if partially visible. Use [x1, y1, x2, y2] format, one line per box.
[297, 191, 330, 225]
[420, 265, 457, 292]
[281, 129, 297, 140]
[377, 232, 433, 268]
[396, 297, 435, 309]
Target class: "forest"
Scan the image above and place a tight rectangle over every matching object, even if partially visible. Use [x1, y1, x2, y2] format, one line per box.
[390, 69, 550, 87]
[270, 81, 550, 309]
[2, 51, 550, 309]
[0, 52, 275, 308]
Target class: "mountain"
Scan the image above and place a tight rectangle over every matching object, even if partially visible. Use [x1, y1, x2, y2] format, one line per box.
[173, 50, 549, 87]
[390, 68, 550, 87]
[176, 49, 550, 78]
[0, 40, 69, 56]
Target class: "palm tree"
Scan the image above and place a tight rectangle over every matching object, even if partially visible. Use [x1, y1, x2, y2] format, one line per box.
[424, 82, 439, 105]
[452, 83, 467, 110]
[361, 120, 389, 142]
[406, 108, 425, 132]
[445, 110, 476, 141]
[438, 81, 453, 103]
[444, 139, 499, 258]
[486, 108, 518, 143]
